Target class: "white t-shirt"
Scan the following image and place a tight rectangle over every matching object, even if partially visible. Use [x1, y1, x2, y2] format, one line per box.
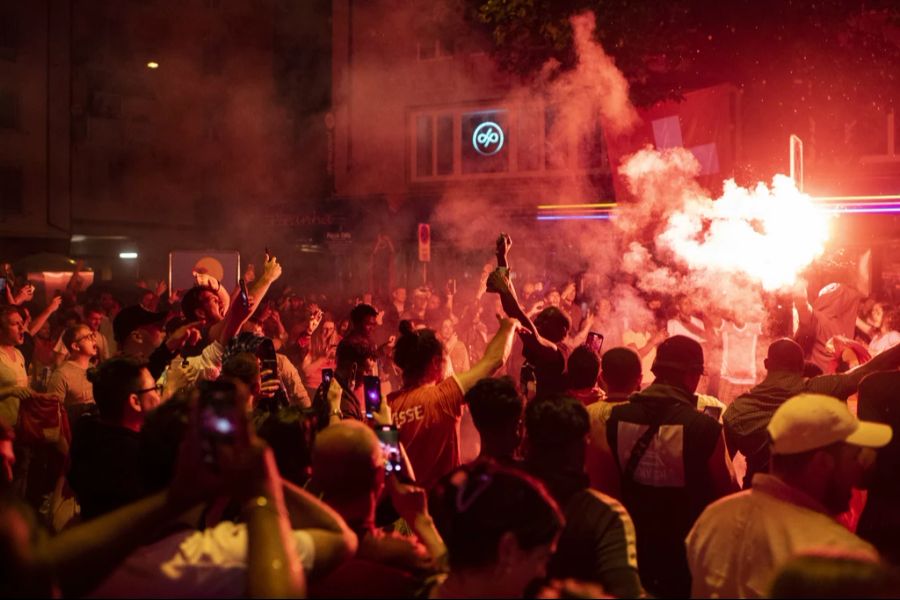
[0, 346, 28, 427]
[90, 521, 316, 598]
[719, 321, 762, 384]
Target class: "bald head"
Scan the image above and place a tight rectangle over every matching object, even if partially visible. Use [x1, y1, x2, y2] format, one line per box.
[765, 338, 805, 374]
[311, 421, 383, 501]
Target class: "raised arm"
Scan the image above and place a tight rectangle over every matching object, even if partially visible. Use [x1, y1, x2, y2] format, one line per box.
[454, 318, 517, 393]
[27, 296, 62, 337]
[838, 340, 900, 389]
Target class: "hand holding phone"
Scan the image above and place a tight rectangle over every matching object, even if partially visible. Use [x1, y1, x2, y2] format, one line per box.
[197, 380, 246, 470]
[321, 368, 334, 386]
[586, 332, 604, 355]
[376, 425, 404, 476]
[496, 233, 512, 268]
[364, 375, 382, 419]
[238, 278, 250, 309]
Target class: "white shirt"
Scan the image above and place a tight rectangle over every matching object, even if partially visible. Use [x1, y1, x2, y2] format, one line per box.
[90, 521, 316, 598]
[0, 346, 28, 427]
[718, 321, 762, 384]
[686, 473, 877, 598]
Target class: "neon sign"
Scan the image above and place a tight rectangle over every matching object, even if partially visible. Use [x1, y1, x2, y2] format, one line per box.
[472, 121, 505, 156]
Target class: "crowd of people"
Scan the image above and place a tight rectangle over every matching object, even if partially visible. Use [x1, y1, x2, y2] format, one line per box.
[0, 235, 899, 598]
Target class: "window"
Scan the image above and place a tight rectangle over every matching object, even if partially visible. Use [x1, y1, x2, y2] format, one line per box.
[416, 37, 454, 61]
[410, 104, 609, 181]
[201, 39, 224, 76]
[415, 115, 433, 177]
[0, 90, 19, 129]
[0, 165, 23, 216]
[462, 110, 508, 174]
[0, 7, 18, 61]
[436, 115, 454, 175]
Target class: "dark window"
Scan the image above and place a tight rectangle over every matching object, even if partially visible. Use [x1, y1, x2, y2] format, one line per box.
[202, 40, 224, 76]
[518, 108, 542, 171]
[0, 90, 19, 129]
[0, 166, 23, 216]
[461, 110, 508, 174]
[0, 7, 18, 61]
[436, 115, 453, 175]
[415, 115, 433, 177]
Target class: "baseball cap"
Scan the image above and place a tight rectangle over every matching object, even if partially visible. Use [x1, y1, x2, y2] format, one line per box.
[651, 335, 704, 373]
[768, 394, 893, 455]
[113, 305, 168, 344]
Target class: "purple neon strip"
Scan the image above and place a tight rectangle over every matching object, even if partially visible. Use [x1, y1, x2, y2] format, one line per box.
[536, 214, 612, 221]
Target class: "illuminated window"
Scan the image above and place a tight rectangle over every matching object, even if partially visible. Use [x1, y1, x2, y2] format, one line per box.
[462, 110, 508, 174]
[409, 104, 610, 181]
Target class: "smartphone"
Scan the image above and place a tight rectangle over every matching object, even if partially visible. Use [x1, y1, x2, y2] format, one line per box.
[587, 332, 605, 354]
[702, 405, 723, 420]
[363, 375, 382, 419]
[238, 278, 250, 309]
[198, 380, 240, 467]
[322, 368, 334, 386]
[375, 425, 404, 475]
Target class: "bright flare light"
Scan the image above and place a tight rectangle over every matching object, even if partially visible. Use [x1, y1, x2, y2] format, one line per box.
[658, 175, 831, 291]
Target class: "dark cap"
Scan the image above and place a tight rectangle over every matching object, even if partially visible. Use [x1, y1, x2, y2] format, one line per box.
[113, 305, 167, 344]
[651, 335, 704, 373]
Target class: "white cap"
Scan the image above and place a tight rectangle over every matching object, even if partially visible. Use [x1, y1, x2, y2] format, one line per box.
[768, 394, 893, 455]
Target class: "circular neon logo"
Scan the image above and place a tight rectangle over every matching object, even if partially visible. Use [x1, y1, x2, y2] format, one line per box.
[472, 121, 504, 156]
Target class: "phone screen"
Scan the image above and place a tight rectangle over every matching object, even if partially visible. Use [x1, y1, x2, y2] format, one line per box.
[376, 425, 404, 475]
[587, 332, 605, 355]
[198, 380, 240, 466]
[322, 368, 334, 386]
[363, 375, 382, 419]
[238, 278, 250, 309]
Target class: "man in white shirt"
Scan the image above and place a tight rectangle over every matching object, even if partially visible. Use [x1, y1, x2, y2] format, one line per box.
[686, 393, 891, 598]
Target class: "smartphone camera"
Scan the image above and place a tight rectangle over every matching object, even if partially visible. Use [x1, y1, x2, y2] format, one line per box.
[364, 375, 382, 419]
[198, 380, 239, 467]
[375, 425, 403, 475]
